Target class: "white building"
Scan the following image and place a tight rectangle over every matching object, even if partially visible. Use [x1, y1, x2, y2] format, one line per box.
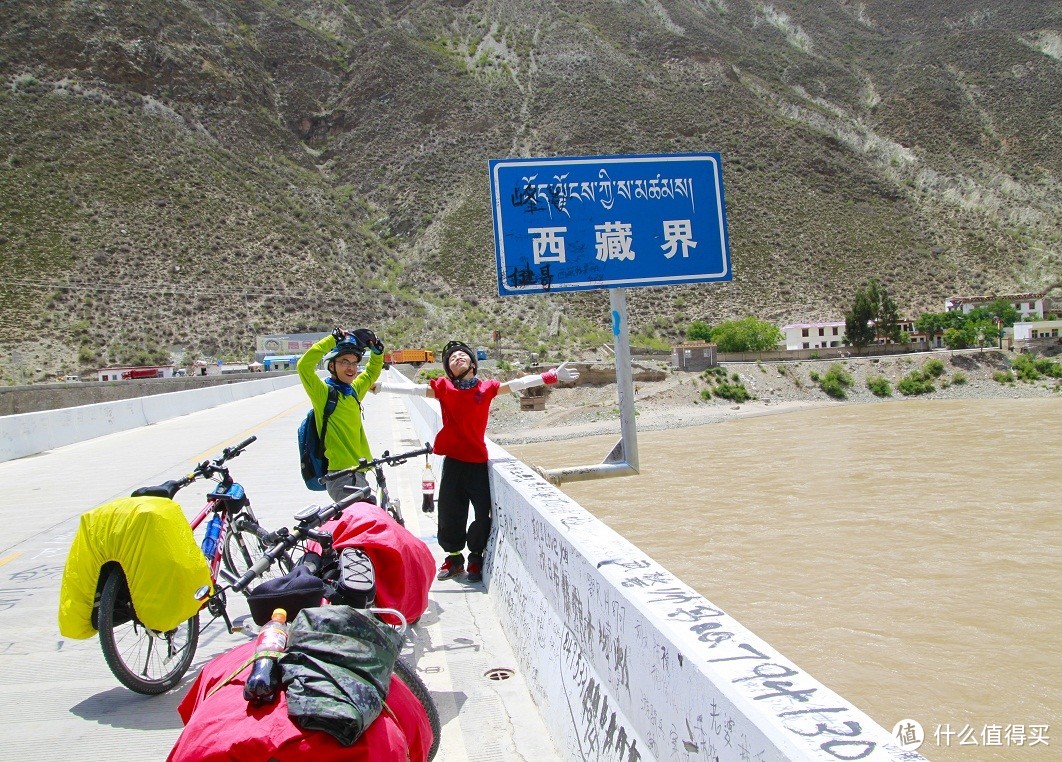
[1011, 319, 1062, 351]
[781, 321, 846, 350]
[257, 332, 329, 362]
[945, 292, 1045, 320]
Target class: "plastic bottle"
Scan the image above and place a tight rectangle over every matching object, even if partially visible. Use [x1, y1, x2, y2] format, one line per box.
[244, 608, 289, 706]
[421, 459, 435, 513]
[201, 514, 223, 561]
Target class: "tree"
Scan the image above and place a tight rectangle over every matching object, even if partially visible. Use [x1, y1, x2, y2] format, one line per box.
[972, 319, 1001, 351]
[844, 284, 878, 350]
[986, 299, 1021, 327]
[711, 317, 782, 352]
[877, 288, 901, 343]
[942, 326, 973, 350]
[686, 320, 713, 342]
[915, 312, 955, 347]
[844, 279, 903, 348]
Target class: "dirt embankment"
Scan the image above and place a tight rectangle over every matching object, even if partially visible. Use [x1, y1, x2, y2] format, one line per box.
[487, 350, 1060, 445]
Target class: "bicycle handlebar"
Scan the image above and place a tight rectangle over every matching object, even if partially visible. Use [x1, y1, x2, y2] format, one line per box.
[222, 436, 257, 463]
[229, 485, 373, 593]
[321, 442, 433, 483]
[189, 435, 258, 480]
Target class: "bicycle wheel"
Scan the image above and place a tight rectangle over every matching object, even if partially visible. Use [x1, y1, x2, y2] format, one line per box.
[222, 523, 293, 591]
[393, 655, 441, 761]
[97, 566, 199, 695]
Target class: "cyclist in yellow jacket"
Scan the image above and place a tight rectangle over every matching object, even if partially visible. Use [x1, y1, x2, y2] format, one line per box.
[298, 328, 384, 501]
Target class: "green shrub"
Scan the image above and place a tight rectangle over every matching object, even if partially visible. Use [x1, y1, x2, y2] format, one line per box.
[1012, 354, 1062, 381]
[418, 368, 444, 381]
[867, 376, 892, 397]
[898, 371, 935, 395]
[923, 358, 945, 377]
[815, 363, 854, 399]
[993, 370, 1015, 384]
[714, 382, 751, 402]
[952, 372, 968, 385]
[820, 377, 848, 399]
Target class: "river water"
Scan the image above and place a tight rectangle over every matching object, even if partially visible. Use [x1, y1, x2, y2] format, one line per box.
[507, 398, 1060, 761]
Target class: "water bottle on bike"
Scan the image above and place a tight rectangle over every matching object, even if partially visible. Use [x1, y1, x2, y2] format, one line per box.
[244, 608, 289, 706]
[201, 514, 223, 561]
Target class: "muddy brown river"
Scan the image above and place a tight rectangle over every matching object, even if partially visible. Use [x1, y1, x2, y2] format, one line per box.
[508, 398, 1060, 761]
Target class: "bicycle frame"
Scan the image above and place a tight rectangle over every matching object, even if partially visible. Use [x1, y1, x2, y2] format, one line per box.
[188, 483, 248, 588]
[321, 443, 434, 526]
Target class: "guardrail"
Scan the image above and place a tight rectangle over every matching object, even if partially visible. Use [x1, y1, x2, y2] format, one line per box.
[393, 368, 919, 761]
[0, 374, 302, 462]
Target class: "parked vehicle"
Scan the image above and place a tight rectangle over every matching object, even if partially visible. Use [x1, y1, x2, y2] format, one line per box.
[121, 367, 164, 380]
[383, 349, 435, 365]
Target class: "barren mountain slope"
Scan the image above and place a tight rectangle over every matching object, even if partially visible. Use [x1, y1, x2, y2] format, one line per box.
[1, 0, 1058, 382]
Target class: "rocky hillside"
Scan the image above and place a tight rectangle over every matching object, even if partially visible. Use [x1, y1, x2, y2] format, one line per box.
[1, 1, 1059, 383]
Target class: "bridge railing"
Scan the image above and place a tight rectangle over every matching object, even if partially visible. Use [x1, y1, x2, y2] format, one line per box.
[396, 369, 918, 761]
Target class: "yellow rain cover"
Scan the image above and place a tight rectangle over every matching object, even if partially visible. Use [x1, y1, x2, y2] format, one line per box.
[58, 496, 212, 639]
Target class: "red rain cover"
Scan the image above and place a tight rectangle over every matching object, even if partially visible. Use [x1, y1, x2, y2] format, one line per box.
[168, 640, 433, 761]
[315, 503, 435, 625]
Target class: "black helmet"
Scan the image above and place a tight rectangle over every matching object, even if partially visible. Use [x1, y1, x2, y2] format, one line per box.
[442, 340, 477, 381]
[324, 339, 364, 363]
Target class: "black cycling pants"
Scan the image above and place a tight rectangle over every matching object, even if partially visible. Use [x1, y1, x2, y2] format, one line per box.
[437, 457, 492, 557]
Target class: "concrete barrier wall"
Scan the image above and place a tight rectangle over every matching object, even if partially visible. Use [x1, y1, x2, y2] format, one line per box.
[396, 370, 918, 761]
[0, 374, 303, 462]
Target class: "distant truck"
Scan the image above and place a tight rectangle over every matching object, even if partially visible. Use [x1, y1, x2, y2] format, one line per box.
[476, 347, 489, 360]
[383, 349, 435, 366]
[121, 368, 163, 380]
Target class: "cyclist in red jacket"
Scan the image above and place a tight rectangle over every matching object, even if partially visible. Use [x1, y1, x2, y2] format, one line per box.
[374, 341, 579, 582]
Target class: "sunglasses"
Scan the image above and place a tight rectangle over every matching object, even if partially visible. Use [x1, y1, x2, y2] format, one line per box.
[334, 358, 361, 368]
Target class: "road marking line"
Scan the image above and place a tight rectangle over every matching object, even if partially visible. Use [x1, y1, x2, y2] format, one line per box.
[0, 552, 24, 567]
[192, 403, 305, 463]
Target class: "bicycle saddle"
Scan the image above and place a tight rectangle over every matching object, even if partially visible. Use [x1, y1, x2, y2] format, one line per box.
[130, 480, 183, 500]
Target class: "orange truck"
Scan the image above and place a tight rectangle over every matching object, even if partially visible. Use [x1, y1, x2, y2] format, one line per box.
[383, 349, 435, 365]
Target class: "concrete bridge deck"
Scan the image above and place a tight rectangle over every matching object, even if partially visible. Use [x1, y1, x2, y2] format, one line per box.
[0, 382, 559, 760]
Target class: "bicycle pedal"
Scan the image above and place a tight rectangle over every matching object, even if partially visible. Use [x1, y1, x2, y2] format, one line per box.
[336, 547, 376, 608]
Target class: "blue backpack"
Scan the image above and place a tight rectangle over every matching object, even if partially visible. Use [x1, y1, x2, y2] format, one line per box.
[298, 387, 340, 491]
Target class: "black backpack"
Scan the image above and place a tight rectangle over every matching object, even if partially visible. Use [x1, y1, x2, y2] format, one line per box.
[298, 387, 340, 491]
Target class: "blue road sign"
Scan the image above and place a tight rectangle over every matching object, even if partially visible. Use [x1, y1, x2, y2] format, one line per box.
[489, 153, 731, 295]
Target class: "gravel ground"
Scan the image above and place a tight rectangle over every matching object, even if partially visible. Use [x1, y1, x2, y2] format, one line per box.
[487, 349, 1060, 446]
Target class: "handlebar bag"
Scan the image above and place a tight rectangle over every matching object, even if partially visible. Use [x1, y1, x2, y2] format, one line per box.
[247, 565, 326, 626]
[59, 496, 211, 639]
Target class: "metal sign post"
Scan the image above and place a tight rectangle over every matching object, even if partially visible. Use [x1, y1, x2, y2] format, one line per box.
[489, 152, 731, 484]
[541, 288, 639, 484]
